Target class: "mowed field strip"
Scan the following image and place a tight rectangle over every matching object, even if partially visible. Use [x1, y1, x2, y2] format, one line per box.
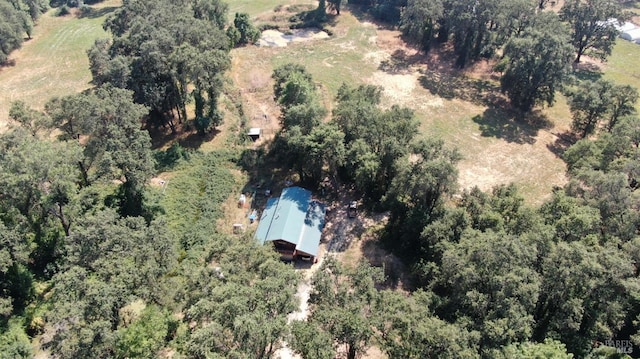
[0, 0, 122, 131]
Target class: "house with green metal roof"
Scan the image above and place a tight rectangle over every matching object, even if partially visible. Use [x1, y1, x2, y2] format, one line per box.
[255, 186, 326, 262]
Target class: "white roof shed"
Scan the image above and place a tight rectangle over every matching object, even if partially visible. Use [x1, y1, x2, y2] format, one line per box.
[247, 127, 262, 141]
[616, 22, 637, 32]
[621, 28, 640, 41]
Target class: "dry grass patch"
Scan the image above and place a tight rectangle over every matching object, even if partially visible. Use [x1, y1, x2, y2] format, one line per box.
[0, 0, 121, 131]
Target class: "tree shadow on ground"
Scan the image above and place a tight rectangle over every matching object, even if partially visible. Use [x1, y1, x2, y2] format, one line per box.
[546, 130, 579, 158]
[147, 121, 221, 150]
[378, 49, 425, 74]
[571, 62, 604, 83]
[0, 59, 16, 69]
[288, 7, 340, 29]
[472, 106, 553, 145]
[360, 237, 415, 291]
[342, 4, 398, 31]
[237, 144, 298, 199]
[418, 67, 503, 107]
[77, 6, 119, 19]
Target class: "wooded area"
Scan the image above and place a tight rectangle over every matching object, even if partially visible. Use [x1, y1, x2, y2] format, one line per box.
[2, 0, 640, 358]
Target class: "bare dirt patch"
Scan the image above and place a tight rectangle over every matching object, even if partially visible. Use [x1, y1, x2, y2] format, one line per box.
[257, 28, 330, 47]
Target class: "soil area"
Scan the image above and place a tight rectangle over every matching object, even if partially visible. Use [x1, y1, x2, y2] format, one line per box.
[258, 29, 330, 47]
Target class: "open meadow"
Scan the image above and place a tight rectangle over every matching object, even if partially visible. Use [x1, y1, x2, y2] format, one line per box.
[226, 1, 602, 205]
[0, 0, 121, 131]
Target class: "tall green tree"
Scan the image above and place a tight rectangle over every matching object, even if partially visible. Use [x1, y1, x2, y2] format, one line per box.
[91, 0, 231, 132]
[289, 321, 334, 359]
[272, 63, 313, 103]
[298, 258, 384, 359]
[437, 231, 541, 352]
[298, 123, 346, 183]
[0, 1, 30, 64]
[377, 290, 480, 358]
[115, 305, 172, 359]
[500, 339, 574, 358]
[0, 222, 31, 319]
[45, 86, 154, 217]
[184, 244, 298, 358]
[0, 127, 82, 278]
[384, 138, 461, 259]
[569, 80, 614, 138]
[334, 84, 419, 201]
[540, 190, 602, 243]
[400, 0, 444, 52]
[45, 210, 176, 359]
[567, 81, 637, 137]
[606, 85, 638, 131]
[500, 12, 573, 112]
[443, 0, 534, 68]
[0, 318, 33, 359]
[228, 12, 260, 46]
[532, 241, 635, 357]
[560, 0, 624, 63]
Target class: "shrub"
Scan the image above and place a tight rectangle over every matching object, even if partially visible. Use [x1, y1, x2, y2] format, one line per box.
[56, 5, 70, 16]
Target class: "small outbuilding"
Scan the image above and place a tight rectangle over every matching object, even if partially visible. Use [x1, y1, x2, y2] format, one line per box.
[254, 186, 326, 262]
[621, 28, 640, 41]
[615, 21, 637, 33]
[247, 128, 262, 141]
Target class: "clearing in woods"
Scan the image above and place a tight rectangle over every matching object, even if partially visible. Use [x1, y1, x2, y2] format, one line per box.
[229, 3, 576, 205]
[0, 0, 122, 131]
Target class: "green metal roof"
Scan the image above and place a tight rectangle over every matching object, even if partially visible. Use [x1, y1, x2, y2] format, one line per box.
[254, 187, 325, 257]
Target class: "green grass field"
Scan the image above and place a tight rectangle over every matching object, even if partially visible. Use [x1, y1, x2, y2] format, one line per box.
[603, 40, 640, 111]
[228, 0, 291, 17]
[0, 1, 120, 130]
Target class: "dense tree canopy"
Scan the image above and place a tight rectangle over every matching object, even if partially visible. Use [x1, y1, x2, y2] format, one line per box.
[500, 12, 573, 112]
[89, 0, 231, 133]
[5, 0, 640, 357]
[400, 0, 443, 52]
[293, 258, 384, 359]
[44, 86, 154, 217]
[560, 0, 625, 63]
[568, 79, 639, 138]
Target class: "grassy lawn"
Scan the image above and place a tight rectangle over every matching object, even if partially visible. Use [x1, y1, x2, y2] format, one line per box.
[228, 0, 315, 17]
[602, 39, 640, 111]
[0, 0, 121, 130]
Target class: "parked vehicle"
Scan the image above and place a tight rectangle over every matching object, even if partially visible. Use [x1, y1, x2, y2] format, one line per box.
[348, 201, 358, 218]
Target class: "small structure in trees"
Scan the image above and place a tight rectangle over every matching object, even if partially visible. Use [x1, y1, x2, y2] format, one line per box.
[254, 186, 325, 262]
[348, 200, 358, 218]
[233, 223, 244, 234]
[613, 21, 636, 33]
[621, 28, 640, 41]
[247, 127, 262, 141]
